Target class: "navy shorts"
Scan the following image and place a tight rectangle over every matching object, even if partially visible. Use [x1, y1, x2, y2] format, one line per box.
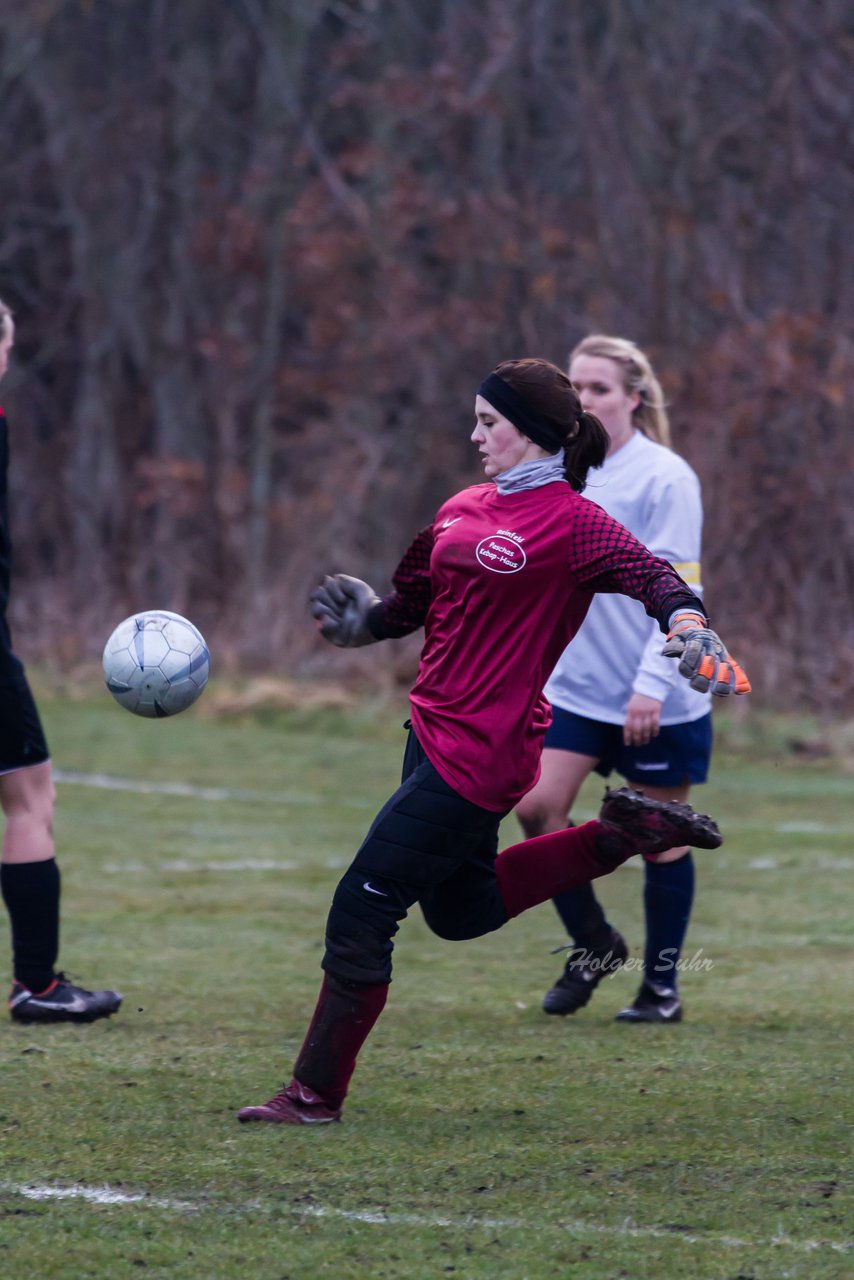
[544, 707, 712, 788]
[0, 674, 51, 773]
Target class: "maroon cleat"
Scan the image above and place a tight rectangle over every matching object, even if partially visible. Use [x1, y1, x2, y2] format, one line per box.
[238, 1077, 342, 1126]
[595, 787, 722, 864]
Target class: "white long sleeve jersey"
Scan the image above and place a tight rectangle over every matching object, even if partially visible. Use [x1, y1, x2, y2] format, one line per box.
[544, 430, 711, 727]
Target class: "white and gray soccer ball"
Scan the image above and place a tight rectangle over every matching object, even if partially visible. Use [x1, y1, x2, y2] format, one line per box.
[102, 610, 210, 718]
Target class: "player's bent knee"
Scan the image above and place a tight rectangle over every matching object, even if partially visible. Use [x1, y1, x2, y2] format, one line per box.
[421, 916, 474, 942]
[515, 799, 553, 839]
[420, 888, 507, 942]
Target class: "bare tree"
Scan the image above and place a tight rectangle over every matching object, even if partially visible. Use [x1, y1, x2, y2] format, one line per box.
[0, 0, 850, 707]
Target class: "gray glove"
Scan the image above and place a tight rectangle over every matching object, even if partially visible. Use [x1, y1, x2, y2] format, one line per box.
[310, 574, 381, 648]
[662, 611, 751, 696]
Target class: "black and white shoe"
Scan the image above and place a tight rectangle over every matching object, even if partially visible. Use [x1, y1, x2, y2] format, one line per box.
[8, 974, 123, 1024]
[542, 928, 629, 1016]
[615, 980, 683, 1023]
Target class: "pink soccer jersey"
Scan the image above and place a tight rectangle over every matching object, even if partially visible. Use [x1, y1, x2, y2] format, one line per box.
[371, 482, 704, 811]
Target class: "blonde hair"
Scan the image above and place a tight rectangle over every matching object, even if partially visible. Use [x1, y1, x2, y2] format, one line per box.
[569, 334, 671, 447]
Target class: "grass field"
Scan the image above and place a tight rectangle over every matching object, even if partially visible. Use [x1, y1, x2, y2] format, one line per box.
[1, 689, 851, 1279]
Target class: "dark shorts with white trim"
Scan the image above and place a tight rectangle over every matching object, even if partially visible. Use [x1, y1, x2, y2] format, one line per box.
[544, 707, 712, 789]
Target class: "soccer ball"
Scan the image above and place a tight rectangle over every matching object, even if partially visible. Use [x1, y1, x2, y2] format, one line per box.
[102, 610, 210, 718]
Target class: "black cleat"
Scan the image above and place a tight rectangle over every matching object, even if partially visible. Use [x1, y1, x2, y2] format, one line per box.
[615, 980, 683, 1023]
[542, 927, 629, 1016]
[9, 974, 123, 1024]
[596, 787, 722, 864]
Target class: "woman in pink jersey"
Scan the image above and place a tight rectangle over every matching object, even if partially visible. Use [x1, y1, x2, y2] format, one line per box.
[238, 358, 749, 1127]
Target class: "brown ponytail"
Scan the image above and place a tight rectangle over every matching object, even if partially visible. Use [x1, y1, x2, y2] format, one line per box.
[563, 409, 608, 492]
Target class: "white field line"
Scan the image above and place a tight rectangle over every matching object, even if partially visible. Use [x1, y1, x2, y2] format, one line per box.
[5, 1181, 851, 1255]
[570, 808, 854, 837]
[54, 772, 854, 834]
[103, 859, 300, 873]
[163, 858, 299, 873]
[776, 820, 853, 834]
[53, 769, 374, 808]
[102, 859, 345, 874]
[103, 852, 854, 877]
[749, 856, 854, 871]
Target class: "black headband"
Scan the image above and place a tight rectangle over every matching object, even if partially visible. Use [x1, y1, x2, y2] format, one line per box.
[477, 372, 568, 452]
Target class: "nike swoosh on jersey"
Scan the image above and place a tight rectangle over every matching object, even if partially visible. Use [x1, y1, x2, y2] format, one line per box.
[441, 517, 461, 528]
[363, 882, 388, 896]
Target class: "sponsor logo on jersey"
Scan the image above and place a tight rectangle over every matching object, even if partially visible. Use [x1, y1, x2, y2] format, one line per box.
[475, 532, 527, 574]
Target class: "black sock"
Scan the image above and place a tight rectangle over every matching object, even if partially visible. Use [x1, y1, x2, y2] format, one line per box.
[0, 859, 61, 992]
[552, 882, 611, 950]
[642, 852, 695, 994]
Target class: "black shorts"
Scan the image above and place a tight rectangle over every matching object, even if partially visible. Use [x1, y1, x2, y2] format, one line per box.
[0, 673, 50, 773]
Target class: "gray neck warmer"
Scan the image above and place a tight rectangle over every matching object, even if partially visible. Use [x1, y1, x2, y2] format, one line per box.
[495, 450, 567, 495]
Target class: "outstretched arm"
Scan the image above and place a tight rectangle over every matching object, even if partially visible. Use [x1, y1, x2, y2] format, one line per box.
[310, 525, 436, 648]
[566, 503, 750, 698]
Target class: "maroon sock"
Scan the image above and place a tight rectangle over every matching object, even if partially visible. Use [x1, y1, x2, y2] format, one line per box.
[293, 973, 389, 1107]
[495, 820, 630, 920]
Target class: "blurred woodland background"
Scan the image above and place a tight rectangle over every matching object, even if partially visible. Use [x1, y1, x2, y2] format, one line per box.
[0, 0, 851, 711]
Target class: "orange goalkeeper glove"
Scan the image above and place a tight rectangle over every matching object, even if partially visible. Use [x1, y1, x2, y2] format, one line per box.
[662, 611, 751, 696]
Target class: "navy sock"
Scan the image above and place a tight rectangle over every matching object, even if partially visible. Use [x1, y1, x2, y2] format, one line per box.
[643, 852, 695, 993]
[0, 859, 61, 992]
[552, 881, 610, 949]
